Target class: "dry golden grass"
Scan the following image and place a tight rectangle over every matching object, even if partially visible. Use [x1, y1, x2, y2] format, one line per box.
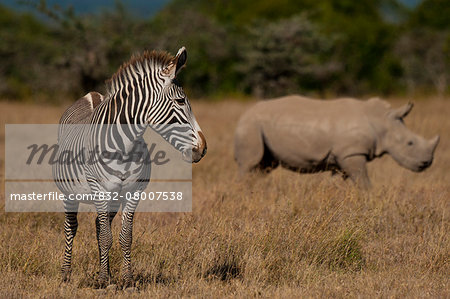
[0, 97, 449, 298]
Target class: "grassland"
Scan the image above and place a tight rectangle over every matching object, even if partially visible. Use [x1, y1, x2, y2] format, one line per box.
[0, 97, 448, 298]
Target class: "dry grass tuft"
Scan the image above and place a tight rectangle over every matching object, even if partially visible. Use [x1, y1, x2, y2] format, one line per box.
[0, 98, 449, 297]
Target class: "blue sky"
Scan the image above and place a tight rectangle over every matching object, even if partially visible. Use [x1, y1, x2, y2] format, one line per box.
[1, 0, 170, 17]
[1, 0, 422, 17]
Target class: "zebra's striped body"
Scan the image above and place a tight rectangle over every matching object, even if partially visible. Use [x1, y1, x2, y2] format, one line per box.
[52, 48, 206, 288]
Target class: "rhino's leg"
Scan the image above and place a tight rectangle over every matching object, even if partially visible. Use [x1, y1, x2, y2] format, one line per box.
[234, 123, 265, 174]
[339, 155, 371, 189]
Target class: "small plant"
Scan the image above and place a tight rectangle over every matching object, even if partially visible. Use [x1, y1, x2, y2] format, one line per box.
[314, 228, 365, 272]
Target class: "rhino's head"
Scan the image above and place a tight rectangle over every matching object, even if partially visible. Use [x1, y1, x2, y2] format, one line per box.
[381, 102, 439, 172]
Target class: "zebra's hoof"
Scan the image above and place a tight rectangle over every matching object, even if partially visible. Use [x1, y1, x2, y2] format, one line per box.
[106, 284, 118, 291]
[96, 275, 111, 289]
[61, 271, 71, 283]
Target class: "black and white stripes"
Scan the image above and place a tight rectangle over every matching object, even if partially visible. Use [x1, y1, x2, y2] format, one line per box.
[53, 47, 206, 288]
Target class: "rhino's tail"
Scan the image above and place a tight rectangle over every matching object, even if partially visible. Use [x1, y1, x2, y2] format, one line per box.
[234, 119, 265, 173]
[234, 121, 278, 174]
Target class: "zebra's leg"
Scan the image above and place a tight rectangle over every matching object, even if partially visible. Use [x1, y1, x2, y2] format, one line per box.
[119, 198, 139, 288]
[94, 201, 119, 284]
[108, 200, 120, 226]
[95, 200, 120, 248]
[94, 201, 114, 287]
[61, 200, 79, 282]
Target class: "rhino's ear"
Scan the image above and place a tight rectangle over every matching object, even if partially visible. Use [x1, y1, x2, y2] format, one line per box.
[390, 102, 414, 119]
[160, 47, 187, 79]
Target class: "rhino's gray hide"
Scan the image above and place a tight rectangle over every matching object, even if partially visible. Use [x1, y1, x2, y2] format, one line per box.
[234, 95, 439, 188]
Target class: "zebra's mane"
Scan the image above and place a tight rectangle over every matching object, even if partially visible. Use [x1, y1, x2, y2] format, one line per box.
[105, 50, 174, 96]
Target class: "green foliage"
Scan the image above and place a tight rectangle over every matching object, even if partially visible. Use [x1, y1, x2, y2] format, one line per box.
[0, 0, 448, 102]
[395, 0, 450, 95]
[395, 29, 449, 95]
[238, 15, 340, 97]
[0, 4, 55, 98]
[149, 7, 239, 97]
[408, 0, 450, 30]
[0, 1, 153, 101]
[326, 229, 365, 271]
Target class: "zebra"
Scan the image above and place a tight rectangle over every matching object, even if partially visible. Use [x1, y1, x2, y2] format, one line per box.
[52, 47, 207, 288]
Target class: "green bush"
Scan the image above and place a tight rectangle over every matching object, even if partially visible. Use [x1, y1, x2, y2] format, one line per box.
[0, 0, 448, 102]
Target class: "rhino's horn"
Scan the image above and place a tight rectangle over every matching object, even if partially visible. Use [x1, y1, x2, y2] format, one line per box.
[430, 135, 440, 153]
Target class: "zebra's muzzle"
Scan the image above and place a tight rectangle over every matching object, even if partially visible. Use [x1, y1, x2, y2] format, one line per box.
[182, 147, 205, 163]
[192, 132, 207, 163]
[181, 131, 206, 163]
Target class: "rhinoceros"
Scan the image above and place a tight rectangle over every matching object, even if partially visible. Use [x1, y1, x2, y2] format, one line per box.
[234, 95, 440, 188]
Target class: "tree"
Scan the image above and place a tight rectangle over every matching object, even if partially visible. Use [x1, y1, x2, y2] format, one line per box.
[149, 7, 237, 96]
[238, 15, 341, 98]
[395, 0, 450, 96]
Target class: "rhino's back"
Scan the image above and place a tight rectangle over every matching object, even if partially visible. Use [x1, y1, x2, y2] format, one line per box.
[251, 95, 363, 120]
[243, 95, 376, 167]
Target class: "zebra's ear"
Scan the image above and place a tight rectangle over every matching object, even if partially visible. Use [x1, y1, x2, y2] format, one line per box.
[175, 47, 187, 75]
[161, 47, 187, 79]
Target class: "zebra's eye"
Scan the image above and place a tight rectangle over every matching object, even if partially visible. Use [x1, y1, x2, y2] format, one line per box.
[175, 98, 186, 105]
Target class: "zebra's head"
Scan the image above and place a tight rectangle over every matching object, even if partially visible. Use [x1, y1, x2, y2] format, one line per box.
[148, 47, 207, 163]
